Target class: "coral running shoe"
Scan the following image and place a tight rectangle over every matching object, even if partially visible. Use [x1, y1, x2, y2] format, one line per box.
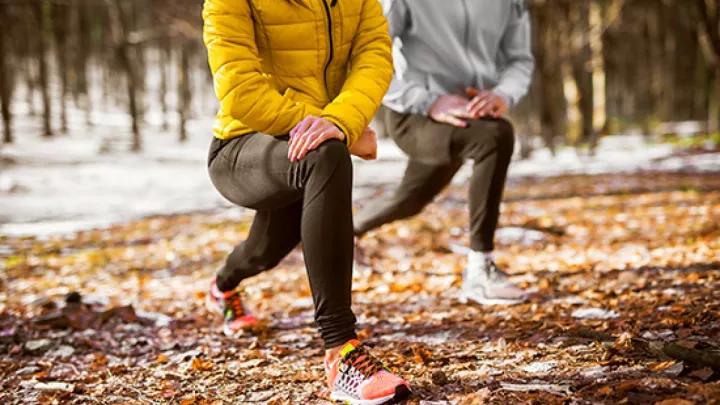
[206, 280, 258, 336]
[326, 340, 411, 405]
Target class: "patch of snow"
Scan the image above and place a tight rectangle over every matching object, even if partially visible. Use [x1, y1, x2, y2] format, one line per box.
[454, 365, 503, 378]
[135, 310, 173, 328]
[3, 99, 720, 237]
[49, 345, 75, 358]
[496, 227, 551, 245]
[641, 329, 676, 341]
[550, 296, 588, 305]
[571, 308, 620, 320]
[501, 382, 572, 395]
[521, 361, 557, 374]
[581, 365, 607, 378]
[378, 331, 458, 346]
[24, 339, 53, 352]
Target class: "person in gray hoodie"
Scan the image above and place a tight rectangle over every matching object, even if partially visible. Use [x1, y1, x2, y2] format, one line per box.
[355, 0, 535, 305]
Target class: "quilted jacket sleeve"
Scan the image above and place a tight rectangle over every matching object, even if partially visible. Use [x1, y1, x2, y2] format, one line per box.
[203, 0, 322, 135]
[320, 0, 393, 146]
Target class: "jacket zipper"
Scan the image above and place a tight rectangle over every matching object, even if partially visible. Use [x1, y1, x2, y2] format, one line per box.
[461, 0, 469, 50]
[460, 0, 477, 89]
[321, 0, 335, 94]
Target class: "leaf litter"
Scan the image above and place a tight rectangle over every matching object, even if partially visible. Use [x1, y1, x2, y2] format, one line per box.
[1, 171, 720, 404]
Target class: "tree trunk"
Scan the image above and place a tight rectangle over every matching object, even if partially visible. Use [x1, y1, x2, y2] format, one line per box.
[534, 4, 565, 155]
[52, 2, 70, 134]
[24, 35, 37, 118]
[571, 0, 594, 147]
[106, 0, 141, 152]
[0, 4, 13, 143]
[711, 66, 720, 134]
[696, 0, 720, 133]
[178, 40, 191, 143]
[159, 36, 171, 131]
[32, 0, 53, 137]
[75, 0, 92, 126]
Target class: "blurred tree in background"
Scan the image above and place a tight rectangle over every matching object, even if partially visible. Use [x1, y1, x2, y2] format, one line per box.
[0, 0, 717, 155]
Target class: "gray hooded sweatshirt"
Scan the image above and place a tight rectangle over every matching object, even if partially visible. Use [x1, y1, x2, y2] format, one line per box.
[381, 0, 535, 115]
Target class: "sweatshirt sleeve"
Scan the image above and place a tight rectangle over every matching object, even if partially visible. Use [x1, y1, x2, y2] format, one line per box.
[493, 0, 535, 109]
[380, 0, 440, 116]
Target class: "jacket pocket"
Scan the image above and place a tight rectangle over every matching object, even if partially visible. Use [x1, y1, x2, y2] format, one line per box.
[283, 86, 324, 113]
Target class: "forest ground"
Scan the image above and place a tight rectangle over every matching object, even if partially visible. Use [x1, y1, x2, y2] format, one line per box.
[2, 141, 720, 404]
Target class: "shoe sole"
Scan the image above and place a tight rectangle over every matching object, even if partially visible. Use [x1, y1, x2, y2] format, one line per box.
[206, 293, 252, 337]
[330, 392, 396, 405]
[458, 292, 526, 306]
[330, 385, 411, 405]
[205, 293, 224, 316]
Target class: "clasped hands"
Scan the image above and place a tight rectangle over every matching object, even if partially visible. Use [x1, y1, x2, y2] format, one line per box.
[428, 88, 508, 128]
[288, 116, 377, 162]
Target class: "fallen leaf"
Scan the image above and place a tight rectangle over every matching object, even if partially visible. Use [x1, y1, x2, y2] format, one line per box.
[614, 332, 634, 351]
[648, 361, 679, 372]
[191, 358, 213, 372]
[689, 367, 714, 381]
[157, 354, 169, 363]
[180, 396, 197, 405]
[617, 380, 638, 392]
[654, 399, 694, 405]
[448, 388, 491, 405]
[412, 345, 432, 365]
[91, 353, 108, 369]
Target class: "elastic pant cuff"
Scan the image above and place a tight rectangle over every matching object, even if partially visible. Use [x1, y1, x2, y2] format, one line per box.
[470, 238, 494, 253]
[317, 310, 358, 349]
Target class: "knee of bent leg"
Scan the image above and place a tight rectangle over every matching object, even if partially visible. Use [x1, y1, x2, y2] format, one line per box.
[492, 119, 515, 157]
[494, 119, 515, 143]
[403, 195, 429, 217]
[312, 139, 352, 174]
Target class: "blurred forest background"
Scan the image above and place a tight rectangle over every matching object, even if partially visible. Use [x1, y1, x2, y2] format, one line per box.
[0, 0, 719, 156]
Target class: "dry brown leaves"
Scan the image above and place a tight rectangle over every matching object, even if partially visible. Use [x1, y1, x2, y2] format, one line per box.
[1, 171, 719, 404]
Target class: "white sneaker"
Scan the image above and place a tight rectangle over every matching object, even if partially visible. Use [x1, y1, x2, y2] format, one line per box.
[459, 258, 527, 306]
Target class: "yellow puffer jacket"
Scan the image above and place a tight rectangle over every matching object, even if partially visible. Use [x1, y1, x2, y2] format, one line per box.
[202, 0, 393, 146]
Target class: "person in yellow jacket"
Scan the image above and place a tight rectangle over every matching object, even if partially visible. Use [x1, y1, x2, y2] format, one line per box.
[202, 0, 411, 403]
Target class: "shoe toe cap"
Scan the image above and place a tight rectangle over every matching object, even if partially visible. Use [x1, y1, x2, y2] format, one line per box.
[361, 371, 410, 399]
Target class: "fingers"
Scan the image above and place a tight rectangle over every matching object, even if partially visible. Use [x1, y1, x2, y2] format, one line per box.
[439, 113, 467, 128]
[362, 127, 376, 138]
[288, 117, 313, 160]
[290, 116, 311, 139]
[290, 126, 342, 162]
[289, 117, 325, 161]
[292, 129, 321, 161]
[467, 92, 492, 117]
[465, 87, 481, 98]
[492, 105, 506, 119]
[307, 129, 339, 153]
[288, 131, 303, 161]
[493, 100, 509, 118]
[477, 100, 496, 118]
[448, 107, 474, 120]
